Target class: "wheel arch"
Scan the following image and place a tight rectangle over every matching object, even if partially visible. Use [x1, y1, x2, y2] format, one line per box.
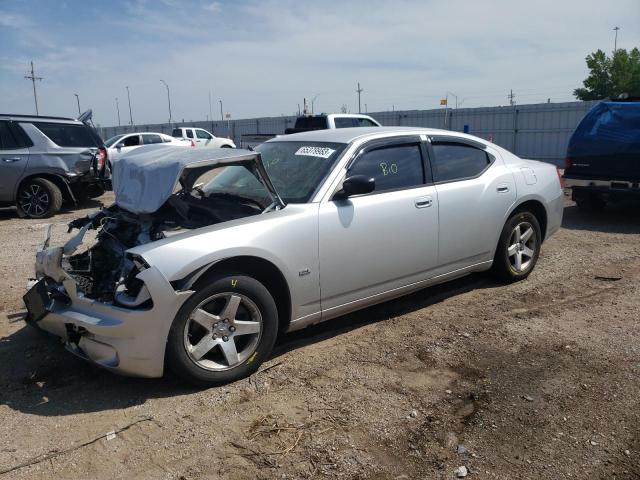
[16, 173, 74, 203]
[509, 199, 548, 240]
[190, 256, 292, 332]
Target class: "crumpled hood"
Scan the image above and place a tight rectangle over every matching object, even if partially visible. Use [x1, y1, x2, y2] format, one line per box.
[111, 145, 283, 214]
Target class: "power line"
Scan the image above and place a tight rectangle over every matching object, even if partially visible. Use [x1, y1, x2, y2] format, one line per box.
[24, 61, 42, 115]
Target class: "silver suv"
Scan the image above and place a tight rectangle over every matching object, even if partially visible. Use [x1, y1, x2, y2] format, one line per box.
[0, 113, 106, 218]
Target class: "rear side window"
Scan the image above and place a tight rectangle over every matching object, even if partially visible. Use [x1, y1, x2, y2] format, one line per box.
[142, 134, 162, 144]
[334, 118, 357, 128]
[348, 143, 424, 192]
[33, 122, 101, 147]
[186, 129, 194, 139]
[295, 117, 327, 129]
[431, 143, 491, 182]
[0, 121, 30, 149]
[357, 118, 379, 127]
[196, 129, 212, 140]
[171, 128, 182, 137]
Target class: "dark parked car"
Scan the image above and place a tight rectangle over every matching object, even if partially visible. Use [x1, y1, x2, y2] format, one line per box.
[0, 112, 107, 218]
[564, 99, 640, 211]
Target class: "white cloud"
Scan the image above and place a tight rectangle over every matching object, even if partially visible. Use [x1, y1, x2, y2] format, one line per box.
[203, 1, 222, 13]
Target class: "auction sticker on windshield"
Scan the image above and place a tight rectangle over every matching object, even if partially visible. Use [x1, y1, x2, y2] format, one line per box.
[295, 146, 336, 158]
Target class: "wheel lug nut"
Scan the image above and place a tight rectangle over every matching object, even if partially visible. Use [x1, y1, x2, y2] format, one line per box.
[222, 335, 229, 342]
[223, 319, 229, 324]
[229, 326, 236, 332]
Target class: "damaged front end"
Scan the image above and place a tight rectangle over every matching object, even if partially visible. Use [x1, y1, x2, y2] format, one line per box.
[24, 147, 284, 377]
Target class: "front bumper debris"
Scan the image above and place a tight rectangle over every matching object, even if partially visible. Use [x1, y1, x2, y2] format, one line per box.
[27, 227, 194, 378]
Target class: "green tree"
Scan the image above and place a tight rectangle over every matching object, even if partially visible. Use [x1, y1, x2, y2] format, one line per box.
[574, 47, 640, 100]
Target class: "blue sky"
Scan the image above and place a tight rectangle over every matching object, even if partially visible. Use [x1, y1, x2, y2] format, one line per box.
[1, 0, 639, 126]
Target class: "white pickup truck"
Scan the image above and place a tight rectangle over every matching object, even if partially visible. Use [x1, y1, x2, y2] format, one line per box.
[240, 114, 382, 148]
[171, 127, 235, 148]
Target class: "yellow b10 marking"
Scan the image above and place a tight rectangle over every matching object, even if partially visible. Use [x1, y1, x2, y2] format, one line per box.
[231, 279, 238, 288]
[379, 162, 398, 176]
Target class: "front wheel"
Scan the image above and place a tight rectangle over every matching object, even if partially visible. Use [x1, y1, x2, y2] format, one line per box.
[491, 211, 541, 283]
[166, 273, 278, 386]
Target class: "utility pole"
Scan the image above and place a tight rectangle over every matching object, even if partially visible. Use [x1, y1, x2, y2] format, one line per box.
[160, 80, 172, 124]
[508, 89, 516, 106]
[219, 100, 223, 121]
[356, 82, 363, 113]
[115, 97, 121, 126]
[446, 91, 459, 109]
[311, 94, 319, 114]
[297, 103, 301, 115]
[126, 86, 133, 126]
[613, 26, 620, 52]
[74, 93, 80, 115]
[24, 61, 43, 115]
[365, 103, 368, 113]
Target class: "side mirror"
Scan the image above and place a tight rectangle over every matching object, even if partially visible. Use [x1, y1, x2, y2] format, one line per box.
[336, 175, 375, 199]
[116, 142, 125, 149]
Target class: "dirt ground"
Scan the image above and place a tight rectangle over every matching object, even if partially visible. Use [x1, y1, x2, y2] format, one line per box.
[0, 193, 639, 480]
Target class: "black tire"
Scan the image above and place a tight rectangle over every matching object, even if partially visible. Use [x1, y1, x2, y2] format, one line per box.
[491, 211, 542, 283]
[220, 144, 233, 148]
[16, 177, 63, 219]
[575, 193, 606, 212]
[166, 273, 278, 387]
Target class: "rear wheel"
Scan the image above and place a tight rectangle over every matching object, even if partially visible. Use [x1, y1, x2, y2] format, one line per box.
[491, 211, 541, 282]
[16, 177, 63, 218]
[166, 273, 278, 386]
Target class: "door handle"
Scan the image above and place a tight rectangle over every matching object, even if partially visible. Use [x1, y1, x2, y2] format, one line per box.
[496, 184, 510, 193]
[414, 196, 433, 208]
[2, 157, 21, 163]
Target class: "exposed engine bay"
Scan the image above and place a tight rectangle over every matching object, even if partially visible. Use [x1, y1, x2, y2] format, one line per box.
[64, 183, 268, 304]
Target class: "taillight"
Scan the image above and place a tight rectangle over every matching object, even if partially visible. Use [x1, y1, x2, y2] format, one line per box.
[557, 167, 564, 189]
[564, 157, 572, 170]
[97, 147, 107, 171]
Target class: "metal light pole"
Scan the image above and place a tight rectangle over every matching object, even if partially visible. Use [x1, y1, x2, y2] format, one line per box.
[446, 91, 459, 109]
[115, 97, 121, 126]
[356, 82, 363, 113]
[219, 99, 223, 121]
[125, 86, 133, 126]
[208, 90, 214, 130]
[160, 79, 172, 124]
[311, 94, 320, 114]
[613, 26, 620, 52]
[74, 94, 81, 115]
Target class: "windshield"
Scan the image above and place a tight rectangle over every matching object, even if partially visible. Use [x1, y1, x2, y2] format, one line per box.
[104, 135, 125, 148]
[202, 141, 346, 204]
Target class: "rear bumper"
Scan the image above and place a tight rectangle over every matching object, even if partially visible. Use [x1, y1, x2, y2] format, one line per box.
[30, 246, 193, 378]
[564, 176, 640, 194]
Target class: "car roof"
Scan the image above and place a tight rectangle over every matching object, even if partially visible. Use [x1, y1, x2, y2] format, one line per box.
[0, 114, 82, 124]
[267, 126, 470, 144]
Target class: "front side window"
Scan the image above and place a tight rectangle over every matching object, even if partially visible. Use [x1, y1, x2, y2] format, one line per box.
[431, 143, 491, 183]
[123, 135, 140, 147]
[142, 134, 162, 144]
[203, 141, 347, 203]
[196, 129, 212, 140]
[348, 143, 424, 192]
[33, 122, 101, 147]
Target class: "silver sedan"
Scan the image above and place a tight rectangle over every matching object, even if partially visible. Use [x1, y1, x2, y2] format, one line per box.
[25, 127, 564, 386]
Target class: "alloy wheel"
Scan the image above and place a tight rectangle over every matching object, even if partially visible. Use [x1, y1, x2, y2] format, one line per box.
[507, 221, 537, 273]
[18, 183, 50, 218]
[183, 292, 263, 371]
